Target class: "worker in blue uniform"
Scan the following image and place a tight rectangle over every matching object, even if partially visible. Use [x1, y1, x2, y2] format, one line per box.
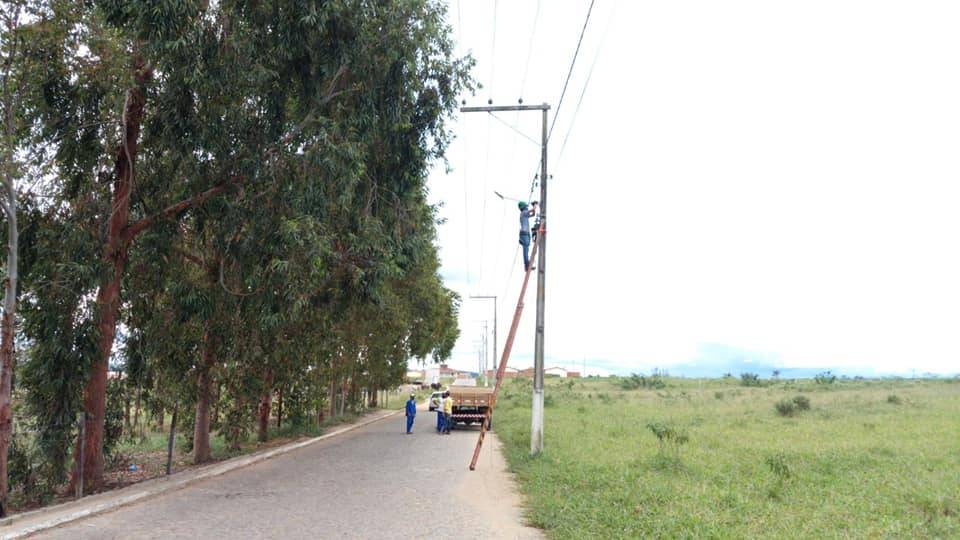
[518, 201, 536, 271]
[405, 393, 417, 434]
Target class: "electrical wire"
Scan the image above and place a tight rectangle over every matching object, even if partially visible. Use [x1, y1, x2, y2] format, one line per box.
[487, 112, 540, 146]
[462, 118, 471, 286]
[526, 0, 597, 201]
[519, 0, 542, 99]
[557, 0, 616, 166]
[548, 0, 596, 143]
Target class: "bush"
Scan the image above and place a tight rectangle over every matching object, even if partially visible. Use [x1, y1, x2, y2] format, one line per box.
[792, 395, 811, 410]
[765, 452, 792, 480]
[647, 421, 689, 455]
[740, 373, 761, 387]
[775, 399, 797, 417]
[714, 391, 724, 400]
[620, 372, 666, 390]
[815, 371, 837, 385]
[887, 394, 902, 405]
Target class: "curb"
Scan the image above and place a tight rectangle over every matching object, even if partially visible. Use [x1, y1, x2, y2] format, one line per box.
[0, 408, 402, 539]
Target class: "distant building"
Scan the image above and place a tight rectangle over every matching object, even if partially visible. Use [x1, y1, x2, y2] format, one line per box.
[514, 367, 581, 379]
[483, 367, 519, 379]
[545, 367, 568, 378]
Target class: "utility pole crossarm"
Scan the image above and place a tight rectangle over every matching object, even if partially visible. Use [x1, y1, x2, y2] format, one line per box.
[461, 104, 551, 113]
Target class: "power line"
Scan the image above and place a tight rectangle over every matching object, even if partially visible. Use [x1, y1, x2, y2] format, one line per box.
[526, 0, 597, 200]
[489, 0, 499, 100]
[462, 118, 471, 286]
[519, 0, 542, 98]
[557, 0, 615, 166]
[548, 0, 596, 142]
[487, 112, 540, 146]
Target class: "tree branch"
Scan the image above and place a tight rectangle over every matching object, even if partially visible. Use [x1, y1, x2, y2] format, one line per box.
[121, 176, 243, 244]
[171, 245, 204, 268]
[119, 64, 350, 245]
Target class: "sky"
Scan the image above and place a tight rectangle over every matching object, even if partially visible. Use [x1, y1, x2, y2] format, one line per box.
[418, 0, 960, 378]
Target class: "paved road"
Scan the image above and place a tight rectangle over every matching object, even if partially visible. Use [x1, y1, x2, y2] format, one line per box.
[36, 409, 542, 539]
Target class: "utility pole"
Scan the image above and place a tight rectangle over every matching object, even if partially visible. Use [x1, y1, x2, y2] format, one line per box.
[481, 321, 488, 386]
[461, 101, 550, 457]
[470, 295, 497, 385]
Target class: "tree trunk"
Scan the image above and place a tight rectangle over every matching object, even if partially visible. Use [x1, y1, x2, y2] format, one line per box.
[72, 60, 150, 493]
[257, 374, 273, 443]
[276, 387, 283, 429]
[212, 382, 221, 428]
[133, 385, 143, 441]
[327, 378, 336, 418]
[193, 331, 217, 464]
[0, 9, 22, 512]
[123, 388, 131, 436]
[338, 378, 346, 417]
[368, 386, 377, 408]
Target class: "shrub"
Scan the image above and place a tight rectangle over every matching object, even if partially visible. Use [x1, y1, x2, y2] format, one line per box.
[620, 372, 666, 390]
[765, 452, 792, 480]
[775, 399, 797, 417]
[740, 373, 761, 387]
[887, 394, 902, 405]
[792, 395, 811, 410]
[815, 371, 837, 385]
[714, 391, 724, 400]
[647, 421, 689, 456]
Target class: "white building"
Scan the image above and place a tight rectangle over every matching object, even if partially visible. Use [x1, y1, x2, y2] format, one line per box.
[545, 367, 568, 378]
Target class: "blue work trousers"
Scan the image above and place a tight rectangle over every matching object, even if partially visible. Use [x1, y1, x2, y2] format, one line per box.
[406, 415, 415, 433]
[519, 232, 531, 270]
[436, 410, 444, 432]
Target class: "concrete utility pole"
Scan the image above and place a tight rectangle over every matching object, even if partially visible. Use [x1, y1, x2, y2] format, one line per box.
[461, 102, 550, 456]
[470, 295, 497, 385]
[481, 321, 488, 385]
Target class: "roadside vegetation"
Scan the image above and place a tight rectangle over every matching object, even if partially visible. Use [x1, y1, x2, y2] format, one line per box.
[494, 375, 960, 538]
[0, 0, 471, 513]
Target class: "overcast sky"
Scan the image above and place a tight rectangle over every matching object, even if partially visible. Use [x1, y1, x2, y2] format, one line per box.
[420, 0, 960, 377]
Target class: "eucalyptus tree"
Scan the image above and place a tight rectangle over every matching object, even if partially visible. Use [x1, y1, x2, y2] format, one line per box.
[15, 0, 471, 492]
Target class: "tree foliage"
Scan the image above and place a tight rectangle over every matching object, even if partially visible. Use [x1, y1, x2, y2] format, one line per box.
[2, 0, 471, 498]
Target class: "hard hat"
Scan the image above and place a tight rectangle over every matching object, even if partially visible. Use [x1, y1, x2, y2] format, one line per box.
[410, 393, 416, 398]
[518, 201, 528, 209]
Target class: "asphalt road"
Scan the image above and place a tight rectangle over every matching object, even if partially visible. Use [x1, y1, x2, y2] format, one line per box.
[35, 409, 542, 539]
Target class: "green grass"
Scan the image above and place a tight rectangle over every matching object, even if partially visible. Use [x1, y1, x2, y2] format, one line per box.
[495, 376, 960, 539]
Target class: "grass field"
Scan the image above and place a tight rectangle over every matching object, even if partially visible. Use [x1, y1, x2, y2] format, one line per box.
[493, 376, 960, 538]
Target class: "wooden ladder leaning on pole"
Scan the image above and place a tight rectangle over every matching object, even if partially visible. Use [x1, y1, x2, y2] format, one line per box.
[469, 222, 543, 470]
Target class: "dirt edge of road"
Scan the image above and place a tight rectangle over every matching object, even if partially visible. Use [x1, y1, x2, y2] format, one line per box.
[456, 434, 545, 539]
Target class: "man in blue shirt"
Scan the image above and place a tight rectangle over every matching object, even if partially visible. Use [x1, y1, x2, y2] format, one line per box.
[518, 201, 537, 271]
[405, 393, 417, 434]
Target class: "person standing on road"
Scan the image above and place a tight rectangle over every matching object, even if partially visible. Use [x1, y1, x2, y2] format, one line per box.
[518, 201, 536, 271]
[441, 391, 453, 435]
[432, 393, 444, 432]
[405, 393, 417, 434]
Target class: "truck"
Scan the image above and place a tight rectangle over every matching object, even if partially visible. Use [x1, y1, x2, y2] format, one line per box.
[430, 386, 494, 429]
